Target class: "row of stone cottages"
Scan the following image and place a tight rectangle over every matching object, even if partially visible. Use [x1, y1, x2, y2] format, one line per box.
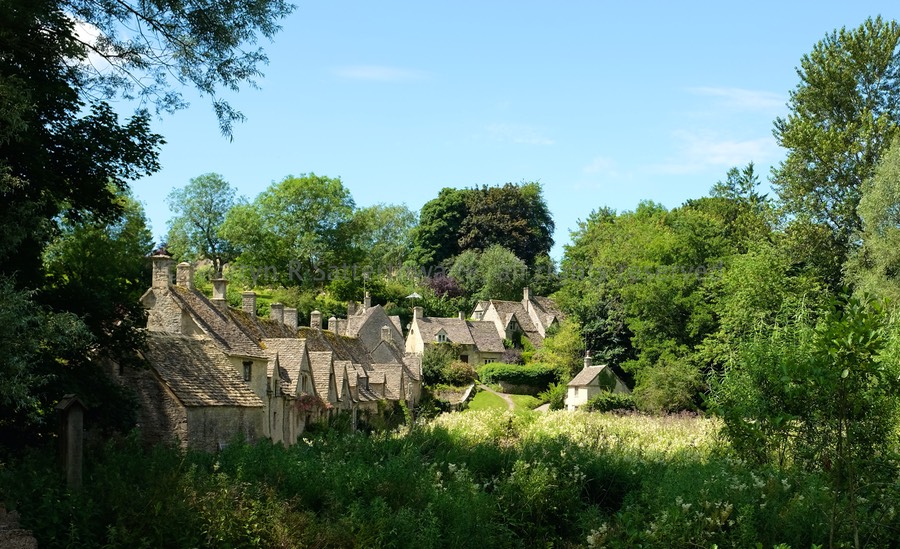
[122, 254, 627, 451]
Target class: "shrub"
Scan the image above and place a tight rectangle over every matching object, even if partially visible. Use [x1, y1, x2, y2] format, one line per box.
[632, 355, 700, 414]
[422, 343, 458, 385]
[444, 360, 477, 386]
[538, 382, 567, 410]
[584, 391, 635, 413]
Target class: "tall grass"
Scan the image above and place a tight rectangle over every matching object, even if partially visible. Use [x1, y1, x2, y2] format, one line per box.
[2, 410, 896, 548]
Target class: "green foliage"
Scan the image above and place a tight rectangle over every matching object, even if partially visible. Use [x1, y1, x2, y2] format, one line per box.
[222, 173, 358, 288]
[449, 244, 528, 301]
[412, 182, 554, 268]
[421, 343, 460, 386]
[478, 363, 557, 388]
[713, 292, 900, 542]
[848, 135, 900, 301]
[467, 389, 509, 412]
[444, 360, 477, 386]
[351, 203, 418, 273]
[632, 355, 701, 414]
[534, 318, 585, 379]
[773, 16, 900, 280]
[166, 173, 240, 275]
[584, 392, 635, 413]
[538, 382, 567, 410]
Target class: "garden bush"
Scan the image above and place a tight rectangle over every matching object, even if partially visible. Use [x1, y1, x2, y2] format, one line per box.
[478, 362, 557, 388]
[584, 391, 635, 412]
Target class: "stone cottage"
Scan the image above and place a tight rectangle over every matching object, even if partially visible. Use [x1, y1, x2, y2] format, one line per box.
[405, 306, 505, 366]
[564, 354, 630, 411]
[125, 253, 422, 450]
[471, 287, 563, 348]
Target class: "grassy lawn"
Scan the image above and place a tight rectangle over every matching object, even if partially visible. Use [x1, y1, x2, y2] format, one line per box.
[467, 389, 508, 411]
[508, 394, 541, 411]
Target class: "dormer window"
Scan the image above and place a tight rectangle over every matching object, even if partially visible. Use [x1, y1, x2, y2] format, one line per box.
[509, 319, 520, 332]
[436, 329, 449, 344]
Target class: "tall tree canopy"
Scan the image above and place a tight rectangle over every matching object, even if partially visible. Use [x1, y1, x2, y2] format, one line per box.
[412, 182, 554, 268]
[222, 174, 358, 287]
[166, 173, 240, 275]
[773, 16, 900, 280]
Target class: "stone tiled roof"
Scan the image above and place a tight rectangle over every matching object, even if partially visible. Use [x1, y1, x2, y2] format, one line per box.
[144, 333, 263, 407]
[488, 299, 542, 343]
[568, 365, 609, 387]
[307, 351, 335, 403]
[230, 308, 297, 342]
[389, 315, 403, 334]
[372, 363, 404, 400]
[531, 296, 563, 327]
[169, 287, 266, 359]
[468, 321, 505, 354]
[334, 360, 354, 401]
[414, 317, 475, 345]
[262, 338, 307, 395]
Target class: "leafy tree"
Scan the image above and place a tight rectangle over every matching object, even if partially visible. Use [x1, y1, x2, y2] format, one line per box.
[449, 245, 528, 301]
[166, 173, 240, 275]
[412, 182, 555, 268]
[222, 174, 358, 288]
[351, 203, 418, 273]
[533, 319, 585, 380]
[459, 182, 555, 267]
[62, 0, 294, 136]
[412, 187, 468, 267]
[773, 17, 900, 281]
[847, 135, 900, 301]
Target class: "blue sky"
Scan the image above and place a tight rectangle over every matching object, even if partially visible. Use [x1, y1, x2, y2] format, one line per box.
[128, 1, 897, 259]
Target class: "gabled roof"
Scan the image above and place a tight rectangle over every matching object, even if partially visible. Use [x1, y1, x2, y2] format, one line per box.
[307, 351, 335, 402]
[143, 333, 263, 407]
[530, 295, 563, 328]
[567, 364, 625, 390]
[262, 338, 308, 395]
[168, 286, 266, 359]
[414, 317, 475, 345]
[230, 308, 297, 342]
[486, 299, 542, 342]
[468, 321, 506, 353]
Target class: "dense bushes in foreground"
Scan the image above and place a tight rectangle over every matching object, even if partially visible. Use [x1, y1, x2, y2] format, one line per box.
[1, 411, 898, 548]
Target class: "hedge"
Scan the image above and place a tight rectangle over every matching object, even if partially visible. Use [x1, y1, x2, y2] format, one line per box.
[478, 362, 557, 388]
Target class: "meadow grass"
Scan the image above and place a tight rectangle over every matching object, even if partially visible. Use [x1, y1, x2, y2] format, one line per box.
[2, 409, 895, 548]
[467, 389, 508, 411]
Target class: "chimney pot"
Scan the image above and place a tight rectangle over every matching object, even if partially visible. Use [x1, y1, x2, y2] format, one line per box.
[458, 311, 465, 320]
[242, 291, 257, 316]
[328, 315, 337, 332]
[413, 306, 424, 320]
[310, 310, 322, 330]
[284, 307, 298, 332]
[363, 291, 371, 309]
[151, 254, 173, 290]
[381, 325, 391, 342]
[176, 262, 193, 289]
[523, 286, 531, 302]
[270, 302, 284, 324]
[584, 351, 592, 369]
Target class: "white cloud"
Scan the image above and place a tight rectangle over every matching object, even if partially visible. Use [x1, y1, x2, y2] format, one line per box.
[687, 87, 784, 112]
[485, 123, 554, 146]
[649, 130, 779, 175]
[332, 65, 426, 81]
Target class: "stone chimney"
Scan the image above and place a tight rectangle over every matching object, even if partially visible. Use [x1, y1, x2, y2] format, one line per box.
[211, 278, 228, 307]
[584, 351, 592, 369]
[328, 315, 337, 332]
[284, 307, 298, 331]
[242, 291, 257, 317]
[347, 300, 358, 316]
[458, 311, 465, 320]
[151, 254, 173, 290]
[363, 291, 372, 310]
[310, 310, 322, 329]
[270, 302, 284, 325]
[523, 287, 531, 302]
[176, 262, 193, 289]
[381, 325, 392, 342]
[335, 318, 347, 335]
[413, 306, 424, 321]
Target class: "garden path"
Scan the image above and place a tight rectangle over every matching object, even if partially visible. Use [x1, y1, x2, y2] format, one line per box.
[477, 384, 515, 411]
